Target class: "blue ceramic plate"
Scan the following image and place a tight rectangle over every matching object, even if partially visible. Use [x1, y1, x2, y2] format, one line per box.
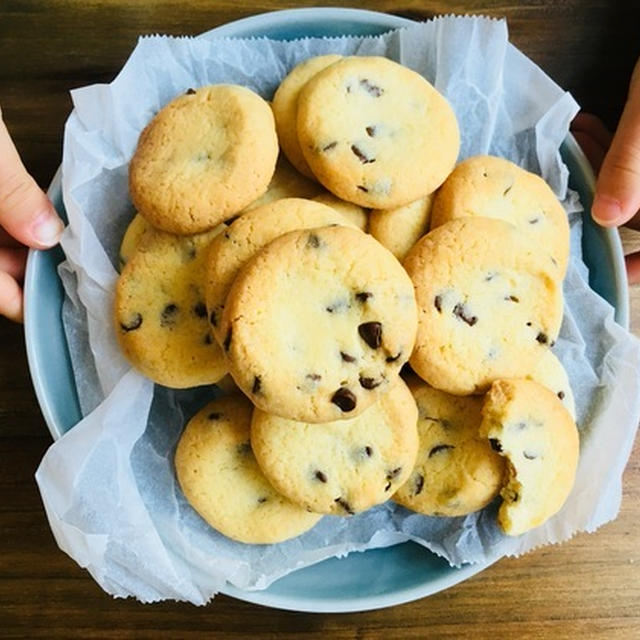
[24, 8, 628, 613]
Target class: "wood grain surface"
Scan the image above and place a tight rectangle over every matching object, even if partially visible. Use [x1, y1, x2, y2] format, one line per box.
[1, 1, 640, 637]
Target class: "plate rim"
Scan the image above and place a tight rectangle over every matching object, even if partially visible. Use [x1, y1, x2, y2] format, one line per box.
[22, 6, 629, 613]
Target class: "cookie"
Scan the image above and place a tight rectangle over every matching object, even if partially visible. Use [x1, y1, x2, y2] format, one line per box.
[272, 54, 342, 179]
[115, 226, 227, 388]
[242, 154, 322, 213]
[312, 192, 369, 231]
[205, 197, 355, 344]
[222, 224, 418, 423]
[129, 84, 278, 234]
[430, 155, 570, 276]
[174, 395, 322, 544]
[368, 195, 433, 261]
[118, 213, 152, 270]
[297, 56, 460, 209]
[393, 377, 505, 517]
[403, 217, 563, 395]
[479, 378, 579, 536]
[251, 379, 418, 515]
[527, 350, 576, 419]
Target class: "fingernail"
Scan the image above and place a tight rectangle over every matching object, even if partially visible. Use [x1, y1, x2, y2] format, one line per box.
[592, 194, 623, 226]
[31, 212, 64, 247]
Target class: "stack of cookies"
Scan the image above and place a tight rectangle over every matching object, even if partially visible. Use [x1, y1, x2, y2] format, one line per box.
[114, 54, 579, 545]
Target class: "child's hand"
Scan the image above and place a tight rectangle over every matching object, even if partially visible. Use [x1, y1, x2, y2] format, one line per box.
[0, 108, 64, 322]
[572, 58, 640, 284]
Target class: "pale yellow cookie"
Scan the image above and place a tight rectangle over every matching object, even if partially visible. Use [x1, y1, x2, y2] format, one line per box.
[115, 226, 227, 388]
[118, 213, 153, 270]
[175, 395, 322, 544]
[297, 56, 460, 208]
[312, 192, 369, 231]
[368, 195, 433, 261]
[430, 155, 570, 276]
[272, 54, 343, 179]
[393, 376, 505, 517]
[129, 84, 278, 234]
[205, 197, 354, 344]
[252, 379, 418, 515]
[479, 379, 579, 536]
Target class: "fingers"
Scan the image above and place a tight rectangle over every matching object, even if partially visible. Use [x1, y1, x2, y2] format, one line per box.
[0, 113, 64, 249]
[0, 270, 23, 322]
[626, 252, 640, 286]
[592, 58, 640, 227]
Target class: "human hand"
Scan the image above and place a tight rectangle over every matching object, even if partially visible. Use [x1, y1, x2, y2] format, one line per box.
[0, 108, 64, 322]
[571, 58, 640, 285]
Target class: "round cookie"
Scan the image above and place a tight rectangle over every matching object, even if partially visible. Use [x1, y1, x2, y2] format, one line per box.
[129, 84, 278, 234]
[403, 217, 564, 395]
[297, 56, 460, 209]
[526, 350, 576, 419]
[272, 54, 342, 179]
[175, 395, 322, 544]
[430, 155, 570, 276]
[222, 225, 418, 423]
[312, 192, 369, 231]
[479, 378, 579, 536]
[251, 379, 418, 515]
[393, 377, 504, 517]
[368, 195, 433, 261]
[242, 154, 323, 214]
[205, 197, 355, 344]
[118, 213, 152, 270]
[115, 226, 227, 388]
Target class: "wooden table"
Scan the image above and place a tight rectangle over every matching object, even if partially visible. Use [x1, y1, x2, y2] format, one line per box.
[2, 2, 639, 637]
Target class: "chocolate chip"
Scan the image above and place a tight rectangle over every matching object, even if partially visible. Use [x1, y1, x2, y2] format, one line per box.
[434, 295, 442, 312]
[357, 185, 369, 192]
[252, 375, 262, 394]
[429, 444, 455, 457]
[536, 332, 548, 344]
[365, 446, 373, 457]
[208, 412, 221, 420]
[315, 470, 328, 483]
[322, 141, 337, 151]
[360, 78, 384, 97]
[452, 303, 477, 327]
[505, 488, 519, 503]
[386, 467, 402, 480]
[193, 302, 207, 318]
[120, 313, 143, 332]
[385, 352, 402, 363]
[307, 233, 321, 248]
[557, 390, 565, 400]
[209, 308, 219, 327]
[358, 321, 382, 349]
[236, 442, 251, 455]
[306, 373, 322, 381]
[503, 184, 513, 196]
[203, 333, 213, 345]
[183, 243, 197, 261]
[334, 497, 355, 515]
[489, 438, 503, 452]
[505, 295, 519, 303]
[359, 376, 381, 390]
[223, 328, 232, 351]
[529, 217, 540, 225]
[257, 497, 268, 504]
[365, 125, 377, 137]
[526, 321, 533, 327]
[160, 303, 179, 327]
[331, 387, 357, 412]
[414, 474, 425, 496]
[340, 351, 356, 363]
[351, 144, 375, 164]
[186, 88, 197, 95]
[523, 451, 538, 460]
[355, 291, 373, 303]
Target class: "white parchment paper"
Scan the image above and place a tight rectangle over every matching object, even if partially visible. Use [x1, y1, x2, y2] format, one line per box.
[35, 16, 640, 604]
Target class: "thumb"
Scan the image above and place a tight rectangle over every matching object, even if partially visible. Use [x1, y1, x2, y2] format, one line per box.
[0, 110, 64, 248]
[592, 58, 640, 227]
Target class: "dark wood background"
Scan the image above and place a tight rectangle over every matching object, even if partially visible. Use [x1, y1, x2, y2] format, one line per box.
[1, 1, 639, 637]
